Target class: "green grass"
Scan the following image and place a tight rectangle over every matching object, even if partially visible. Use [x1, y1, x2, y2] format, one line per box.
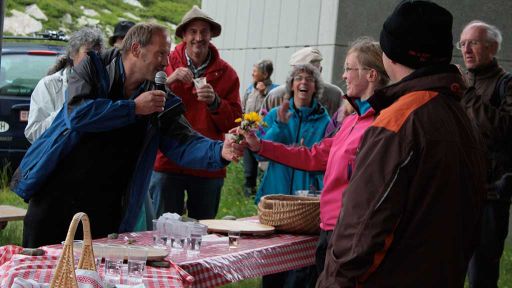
[1, 162, 511, 287]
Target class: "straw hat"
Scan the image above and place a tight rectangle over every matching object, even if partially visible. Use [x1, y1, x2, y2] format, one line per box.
[175, 5, 222, 39]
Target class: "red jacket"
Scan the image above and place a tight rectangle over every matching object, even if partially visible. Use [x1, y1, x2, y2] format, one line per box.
[153, 42, 242, 178]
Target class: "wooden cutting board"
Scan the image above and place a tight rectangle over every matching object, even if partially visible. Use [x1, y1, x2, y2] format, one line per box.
[199, 219, 275, 235]
[74, 243, 168, 261]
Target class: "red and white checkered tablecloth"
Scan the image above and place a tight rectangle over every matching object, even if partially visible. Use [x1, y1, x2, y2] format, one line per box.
[0, 218, 318, 288]
[177, 233, 318, 288]
[94, 230, 317, 287]
[0, 244, 193, 288]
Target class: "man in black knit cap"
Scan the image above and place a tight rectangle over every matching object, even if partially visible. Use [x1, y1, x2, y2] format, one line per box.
[317, 1, 486, 287]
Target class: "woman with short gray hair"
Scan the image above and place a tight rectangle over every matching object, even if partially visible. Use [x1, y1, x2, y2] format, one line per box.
[25, 27, 104, 142]
[255, 62, 330, 204]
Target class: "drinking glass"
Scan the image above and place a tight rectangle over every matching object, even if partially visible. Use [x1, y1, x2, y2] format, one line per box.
[126, 246, 148, 285]
[294, 190, 309, 197]
[228, 230, 241, 248]
[169, 220, 189, 250]
[152, 219, 167, 248]
[103, 244, 125, 286]
[93, 243, 105, 268]
[187, 223, 208, 253]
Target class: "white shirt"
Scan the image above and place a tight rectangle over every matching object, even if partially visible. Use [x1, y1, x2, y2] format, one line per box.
[24, 67, 70, 143]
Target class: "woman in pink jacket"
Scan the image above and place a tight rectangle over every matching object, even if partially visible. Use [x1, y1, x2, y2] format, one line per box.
[239, 37, 390, 284]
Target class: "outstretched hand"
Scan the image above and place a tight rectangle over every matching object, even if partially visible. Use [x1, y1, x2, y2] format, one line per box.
[222, 133, 245, 163]
[229, 127, 261, 152]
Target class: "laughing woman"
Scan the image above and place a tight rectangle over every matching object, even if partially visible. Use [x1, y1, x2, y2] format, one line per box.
[255, 63, 330, 204]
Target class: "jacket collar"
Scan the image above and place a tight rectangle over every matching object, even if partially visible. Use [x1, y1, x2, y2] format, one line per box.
[466, 58, 503, 85]
[289, 97, 326, 119]
[173, 42, 221, 72]
[368, 64, 466, 113]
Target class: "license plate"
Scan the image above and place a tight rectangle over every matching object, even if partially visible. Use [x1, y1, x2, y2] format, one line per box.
[20, 110, 29, 122]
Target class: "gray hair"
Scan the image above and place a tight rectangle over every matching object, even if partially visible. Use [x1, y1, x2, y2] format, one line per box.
[285, 63, 324, 100]
[48, 27, 104, 75]
[255, 59, 274, 79]
[121, 23, 168, 54]
[464, 20, 503, 52]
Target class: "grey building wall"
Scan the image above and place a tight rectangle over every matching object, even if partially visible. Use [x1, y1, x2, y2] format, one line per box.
[202, 0, 512, 95]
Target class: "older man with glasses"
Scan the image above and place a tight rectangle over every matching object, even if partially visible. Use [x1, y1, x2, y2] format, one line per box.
[459, 20, 512, 288]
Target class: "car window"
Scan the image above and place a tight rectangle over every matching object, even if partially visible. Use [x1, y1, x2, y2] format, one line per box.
[0, 54, 59, 97]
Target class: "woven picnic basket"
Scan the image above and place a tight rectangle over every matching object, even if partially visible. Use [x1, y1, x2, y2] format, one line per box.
[50, 212, 97, 288]
[258, 195, 320, 234]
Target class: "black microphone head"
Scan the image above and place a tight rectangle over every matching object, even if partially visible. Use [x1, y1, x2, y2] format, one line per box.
[155, 71, 167, 85]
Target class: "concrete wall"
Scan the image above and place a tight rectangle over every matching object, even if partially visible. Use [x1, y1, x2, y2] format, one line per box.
[202, 0, 512, 96]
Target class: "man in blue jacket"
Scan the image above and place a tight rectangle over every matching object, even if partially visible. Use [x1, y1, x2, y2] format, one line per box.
[19, 23, 242, 248]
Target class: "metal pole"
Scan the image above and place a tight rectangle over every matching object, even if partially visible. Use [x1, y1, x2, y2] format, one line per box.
[0, 0, 5, 71]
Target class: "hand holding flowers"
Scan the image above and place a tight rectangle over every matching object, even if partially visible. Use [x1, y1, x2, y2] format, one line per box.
[228, 112, 267, 153]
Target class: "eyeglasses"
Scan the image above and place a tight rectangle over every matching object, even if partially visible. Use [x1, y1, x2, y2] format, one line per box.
[293, 75, 315, 83]
[456, 40, 487, 50]
[344, 66, 371, 73]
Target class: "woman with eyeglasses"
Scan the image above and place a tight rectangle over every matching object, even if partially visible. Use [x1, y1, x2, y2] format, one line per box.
[237, 37, 389, 286]
[254, 63, 330, 205]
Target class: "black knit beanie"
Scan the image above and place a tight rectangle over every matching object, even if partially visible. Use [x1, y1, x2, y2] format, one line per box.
[380, 0, 453, 69]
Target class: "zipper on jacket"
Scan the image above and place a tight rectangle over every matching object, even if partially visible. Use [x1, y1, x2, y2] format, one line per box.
[289, 110, 303, 195]
[375, 151, 414, 210]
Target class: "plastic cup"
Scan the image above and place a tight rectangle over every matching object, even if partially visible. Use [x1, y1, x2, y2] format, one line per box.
[169, 221, 189, 251]
[126, 246, 148, 285]
[93, 243, 105, 268]
[294, 190, 309, 197]
[187, 223, 208, 253]
[228, 230, 241, 248]
[193, 77, 207, 89]
[103, 244, 125, 286]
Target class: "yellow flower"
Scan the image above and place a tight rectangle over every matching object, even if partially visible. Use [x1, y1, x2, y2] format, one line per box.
[235, 118, 242, 123]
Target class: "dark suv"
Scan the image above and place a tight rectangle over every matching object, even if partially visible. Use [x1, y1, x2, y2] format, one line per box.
[0, 34, 66, 171]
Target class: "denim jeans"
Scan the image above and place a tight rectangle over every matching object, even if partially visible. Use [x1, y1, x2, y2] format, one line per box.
[149, 171, 224, 219]
[468, 199, 511, 288]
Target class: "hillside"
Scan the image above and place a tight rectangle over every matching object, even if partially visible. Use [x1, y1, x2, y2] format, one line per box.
[3, 0, 200, 41]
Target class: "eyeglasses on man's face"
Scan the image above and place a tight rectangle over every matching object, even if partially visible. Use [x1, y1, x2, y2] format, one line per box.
[293, 75, 315, 83]
[344, 66, 371, 73]
[456, 39, 487, 50]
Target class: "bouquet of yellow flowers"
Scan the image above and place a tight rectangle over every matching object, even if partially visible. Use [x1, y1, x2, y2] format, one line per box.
[233, 112, 267, 144]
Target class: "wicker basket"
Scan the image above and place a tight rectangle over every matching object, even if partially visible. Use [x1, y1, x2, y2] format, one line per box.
[258, 194, 320, 234]
[50, 212, 97, 288]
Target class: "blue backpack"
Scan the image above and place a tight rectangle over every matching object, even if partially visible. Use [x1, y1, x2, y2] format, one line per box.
[11, 51, 109, 201]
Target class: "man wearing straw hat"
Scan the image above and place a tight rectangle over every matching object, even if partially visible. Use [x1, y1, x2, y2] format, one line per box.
[150, 5, 242, 220]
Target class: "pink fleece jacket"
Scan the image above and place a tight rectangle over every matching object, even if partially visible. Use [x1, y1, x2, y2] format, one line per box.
[258, 108, 375, 231]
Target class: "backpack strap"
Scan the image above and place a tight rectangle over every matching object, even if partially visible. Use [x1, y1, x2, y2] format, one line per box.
[87, 51, 109, 99]
[491, 72, 512, 107]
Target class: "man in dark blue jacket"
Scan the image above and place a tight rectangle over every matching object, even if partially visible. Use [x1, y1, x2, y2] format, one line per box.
[20, 23, 242, 248]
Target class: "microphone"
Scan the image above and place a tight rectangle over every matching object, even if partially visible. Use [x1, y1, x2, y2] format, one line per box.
[155, 71, 167, 92]
[151, 71, 167, 126]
